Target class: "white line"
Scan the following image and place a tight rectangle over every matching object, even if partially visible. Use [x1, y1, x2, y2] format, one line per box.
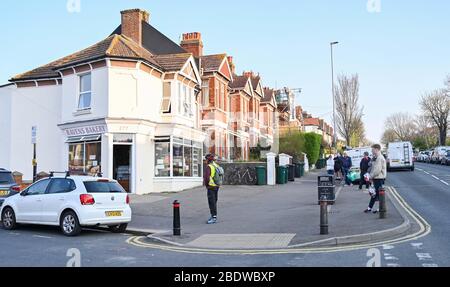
[422, 263, 439, 267]
[423, 171, 430, 175]
[384, 256, 399, 261]
[32, 235, 52, 239]
[387, 263, 400, 267]
[432, 175, 439, 180]
[416, 253, 433, 261]
[440, 180, 449, 186]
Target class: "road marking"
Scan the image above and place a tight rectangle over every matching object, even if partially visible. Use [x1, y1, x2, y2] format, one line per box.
[387, 263, 400, 267]
[423, 171, 430, 175]
[440, 180, 449, 186]
[382, 244, 395, 250]
[32, 235, 52, 239]
[384, 256, 399, 261]
[418, 168, 450, 186]
[410, 242, 423, 249]
[422, 263, 439, 267]
[416, 253, 433, 261]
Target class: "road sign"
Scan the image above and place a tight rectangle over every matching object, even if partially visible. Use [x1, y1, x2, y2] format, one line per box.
[31, 126, 37, 144]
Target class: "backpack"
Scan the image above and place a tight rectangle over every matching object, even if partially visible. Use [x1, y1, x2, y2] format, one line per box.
[212, 163, 224, 186]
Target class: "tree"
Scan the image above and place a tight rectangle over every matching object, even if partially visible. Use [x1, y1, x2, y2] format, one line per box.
[279, 131, 305, 162]
[420, 89, 450, 145]
[303, 133, 322, 166]
[414, 115, 438, 149]
[333, 74, 365, 146]
[381, 129, 398, 145]
[384, 112, 416, 141]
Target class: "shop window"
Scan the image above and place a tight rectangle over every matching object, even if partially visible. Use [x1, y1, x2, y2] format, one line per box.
[173, 143, 184, 177]
[68, 140, 101, 175]
[78, 73, 92, 110]
[155, 139, 170, 177]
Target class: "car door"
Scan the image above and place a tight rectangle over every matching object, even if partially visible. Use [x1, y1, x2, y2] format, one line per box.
[15, 179, 50, 222]
[41, 178, 77, 223]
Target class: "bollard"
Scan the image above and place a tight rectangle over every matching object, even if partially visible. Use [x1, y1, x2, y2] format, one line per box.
[379, 187, 387, 219]
[320, 200, 329, 235]
[173, 200, 181, 236]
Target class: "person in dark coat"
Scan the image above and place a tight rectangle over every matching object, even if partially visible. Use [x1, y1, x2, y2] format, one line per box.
[342, 152, 353, 186]
[334, 154, 343, 180]
[359, 152, 371, 189]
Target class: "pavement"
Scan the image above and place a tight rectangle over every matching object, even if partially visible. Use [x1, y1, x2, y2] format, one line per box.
[128, 169, 416, 250]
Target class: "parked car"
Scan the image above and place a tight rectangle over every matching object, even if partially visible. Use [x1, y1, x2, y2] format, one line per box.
[430, 147, 450, 164]
[0, 173, 131, 236]
[387, 141, 414, 171]
[0, 168, 21, 206]
[417, 151, 430, 162]
[440, 150, 450, 166]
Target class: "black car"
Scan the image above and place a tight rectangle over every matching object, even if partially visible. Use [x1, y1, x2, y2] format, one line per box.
[0, 169, 20, 206]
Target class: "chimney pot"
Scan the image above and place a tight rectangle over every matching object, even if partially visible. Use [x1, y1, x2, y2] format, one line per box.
[180, 32, 203, 58]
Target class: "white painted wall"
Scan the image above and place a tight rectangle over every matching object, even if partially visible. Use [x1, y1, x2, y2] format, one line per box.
[0, 85, 12, 168]
[7, 84, 63, 180]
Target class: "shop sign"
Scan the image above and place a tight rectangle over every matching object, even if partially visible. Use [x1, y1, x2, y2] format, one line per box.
[65, 124, 107, 137]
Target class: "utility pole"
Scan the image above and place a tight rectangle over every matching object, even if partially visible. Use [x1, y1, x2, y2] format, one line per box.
[330, 41, 339, 149]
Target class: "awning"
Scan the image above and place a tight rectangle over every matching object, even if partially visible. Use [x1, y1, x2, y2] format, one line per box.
[66, 135, 101, 143]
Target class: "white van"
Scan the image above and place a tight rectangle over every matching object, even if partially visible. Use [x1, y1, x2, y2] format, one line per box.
[387, 141, 414, 171]
[346, 147, 372, 173]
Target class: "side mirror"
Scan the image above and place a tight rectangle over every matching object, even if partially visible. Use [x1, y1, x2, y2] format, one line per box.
[20, 190, 27, 196]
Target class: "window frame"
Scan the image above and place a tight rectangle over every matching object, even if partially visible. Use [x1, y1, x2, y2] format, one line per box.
[78, 73, 92, 111]
[46, 178, 77, 194]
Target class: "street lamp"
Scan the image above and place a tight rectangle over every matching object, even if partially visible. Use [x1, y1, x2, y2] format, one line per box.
[330, 41, 339, 149]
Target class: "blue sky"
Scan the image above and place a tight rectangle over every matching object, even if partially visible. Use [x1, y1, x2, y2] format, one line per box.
[1, 0, 449, 142]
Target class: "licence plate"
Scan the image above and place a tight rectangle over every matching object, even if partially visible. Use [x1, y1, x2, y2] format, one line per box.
[0, 190, 8, 196]
[105, 211, 123, 217]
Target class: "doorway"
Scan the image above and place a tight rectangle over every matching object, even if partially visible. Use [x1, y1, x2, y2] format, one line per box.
[113, 145, 132, 193]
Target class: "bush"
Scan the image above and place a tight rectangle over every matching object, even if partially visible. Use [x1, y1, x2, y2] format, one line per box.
[279, 131, 305, 162]
[304, 133, 322, 166]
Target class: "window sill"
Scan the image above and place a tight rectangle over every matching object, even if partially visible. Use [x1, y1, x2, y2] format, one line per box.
[73, 108, 92, 116]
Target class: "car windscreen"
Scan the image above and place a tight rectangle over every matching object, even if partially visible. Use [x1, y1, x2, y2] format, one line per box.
[83, 181, 126, 193]
[0, 172, 14, 184]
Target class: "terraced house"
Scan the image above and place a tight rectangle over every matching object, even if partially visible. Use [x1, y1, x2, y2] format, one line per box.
[0, 9, 206, 194]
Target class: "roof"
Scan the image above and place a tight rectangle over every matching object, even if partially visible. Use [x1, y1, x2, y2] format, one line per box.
[153, 53, 192, 71]
[229, 75, 249, 90]
[250, 76, 261, 91]
[199, 54, 226, 72]
[304, 117, 321, 127]
[11, 21, 191, 82]
[111, 22, 186, 55]
[11, 34, 162, 81]
[262, 88, 275, 102]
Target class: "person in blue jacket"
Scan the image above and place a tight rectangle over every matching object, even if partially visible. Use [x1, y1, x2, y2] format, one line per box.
[342, 152, 353, 186]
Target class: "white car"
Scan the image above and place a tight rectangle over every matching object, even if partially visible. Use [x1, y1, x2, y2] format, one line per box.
[0, 175, 132, 236]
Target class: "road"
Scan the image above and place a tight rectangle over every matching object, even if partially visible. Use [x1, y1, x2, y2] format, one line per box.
[0, 162, 449, 267]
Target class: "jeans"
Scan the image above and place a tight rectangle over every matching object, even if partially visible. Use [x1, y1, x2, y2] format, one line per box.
[368, 179, 384, 209]
[359, 172, 369, 189]
[344, 168, 351, 185]
[207, 187, 219, 217]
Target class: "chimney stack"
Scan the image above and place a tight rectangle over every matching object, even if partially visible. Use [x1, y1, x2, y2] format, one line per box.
[227, 56, 235, 75]
[120, 9, 150, 45]
[180, 32, 203, 58]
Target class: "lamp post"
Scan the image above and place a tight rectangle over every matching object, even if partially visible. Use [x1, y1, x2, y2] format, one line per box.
[330, 41, 339, 149]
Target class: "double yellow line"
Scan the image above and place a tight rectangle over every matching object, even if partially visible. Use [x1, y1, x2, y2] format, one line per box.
[126, 186, 431, 255]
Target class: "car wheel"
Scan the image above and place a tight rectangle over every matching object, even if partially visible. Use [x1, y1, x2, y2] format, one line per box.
[60, 211, 81, 236]
[1, 207, 17, 230]
[108, 223, 128, 233]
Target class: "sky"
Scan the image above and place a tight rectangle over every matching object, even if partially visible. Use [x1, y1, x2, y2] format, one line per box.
[1, 0, 449, 142]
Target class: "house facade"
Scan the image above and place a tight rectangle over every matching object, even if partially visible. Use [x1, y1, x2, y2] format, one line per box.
[0, 9, 206, 194]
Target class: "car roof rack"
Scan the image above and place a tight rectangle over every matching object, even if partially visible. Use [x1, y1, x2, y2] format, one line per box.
[49, 171, 71, 178]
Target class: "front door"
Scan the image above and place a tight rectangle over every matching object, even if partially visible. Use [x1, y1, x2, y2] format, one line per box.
[113, 145, 132, 193]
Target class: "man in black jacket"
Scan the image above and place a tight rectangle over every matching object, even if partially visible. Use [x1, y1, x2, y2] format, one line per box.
[359, 152, 371, 190]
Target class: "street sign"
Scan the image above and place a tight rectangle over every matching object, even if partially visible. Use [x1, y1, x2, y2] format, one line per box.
[31, 126, 37, 144]
[318, 175, 336, 202]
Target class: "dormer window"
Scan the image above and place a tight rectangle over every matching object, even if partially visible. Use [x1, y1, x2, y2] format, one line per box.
[78, 73, 92, 110]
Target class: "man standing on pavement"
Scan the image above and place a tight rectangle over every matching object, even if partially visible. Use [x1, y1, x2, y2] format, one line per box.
[359, 152, 371, 190]
[203, 154, 221, 224]
[364, 144, 387, 213]
[342, 152, 353, 186]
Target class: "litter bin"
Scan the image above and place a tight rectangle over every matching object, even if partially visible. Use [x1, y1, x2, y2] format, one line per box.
[288, 164, 295, 181]
[298, 162, 305, 177]
[255, 166, 267, 185]
[276, 166, 287, 184]
[294, 163, 302, 178]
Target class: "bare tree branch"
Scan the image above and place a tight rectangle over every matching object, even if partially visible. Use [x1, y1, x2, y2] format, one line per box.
[420, 89, 450, 145]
